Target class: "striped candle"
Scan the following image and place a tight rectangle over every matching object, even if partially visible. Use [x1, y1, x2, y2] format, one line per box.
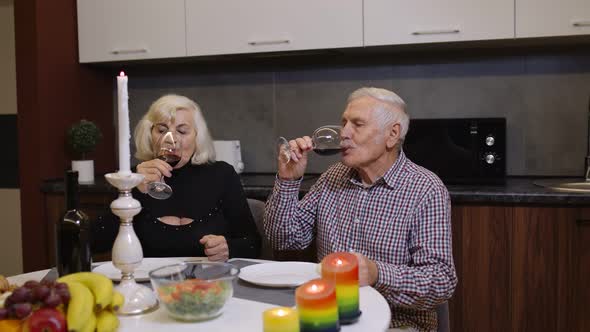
[263, 307, 299, 332]
[295, 279, 340, 332]
[321, 252, 361, 324]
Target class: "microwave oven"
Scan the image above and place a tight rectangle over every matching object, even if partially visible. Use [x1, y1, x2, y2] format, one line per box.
[403, 118, 506, 184]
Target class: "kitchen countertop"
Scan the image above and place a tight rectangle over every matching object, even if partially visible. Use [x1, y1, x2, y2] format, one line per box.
[41, 173, 590, 205]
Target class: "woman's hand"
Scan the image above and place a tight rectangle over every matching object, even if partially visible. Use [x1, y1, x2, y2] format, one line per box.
[199, 235, 229, 262]
[135, 159, 173, 193]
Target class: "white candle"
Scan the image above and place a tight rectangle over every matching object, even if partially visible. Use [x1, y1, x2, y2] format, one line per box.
[117, 71, 131, 175]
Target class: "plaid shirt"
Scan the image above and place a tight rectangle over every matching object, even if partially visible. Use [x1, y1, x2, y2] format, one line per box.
[264, 150, 457, 332]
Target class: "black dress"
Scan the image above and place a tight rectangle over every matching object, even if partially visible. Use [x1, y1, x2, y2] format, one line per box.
[93, 161, 261, 258]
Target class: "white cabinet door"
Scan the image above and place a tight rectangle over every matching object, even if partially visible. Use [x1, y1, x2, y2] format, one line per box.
[186, 0, 362, 56]
[516, 0, 590, 37]
[364, 0, 514, 46]
[77, 0, 186, 63]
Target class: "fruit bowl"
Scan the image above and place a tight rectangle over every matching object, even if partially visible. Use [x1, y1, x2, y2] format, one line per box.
[149, 261, 239, 321]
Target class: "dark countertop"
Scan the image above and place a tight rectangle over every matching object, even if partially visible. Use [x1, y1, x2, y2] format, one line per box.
[41, 174, 590, 205]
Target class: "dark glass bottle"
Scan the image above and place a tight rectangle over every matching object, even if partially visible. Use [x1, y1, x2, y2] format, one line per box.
[56, 170, 91, 276]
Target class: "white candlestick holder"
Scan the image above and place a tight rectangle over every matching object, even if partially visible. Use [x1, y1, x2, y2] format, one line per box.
[105, 172, 158, 315]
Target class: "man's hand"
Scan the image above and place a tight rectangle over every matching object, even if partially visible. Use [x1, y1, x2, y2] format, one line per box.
[352, 252, 378, 286]
[199, 235, 229, 261]
[278, 136, 313, 180]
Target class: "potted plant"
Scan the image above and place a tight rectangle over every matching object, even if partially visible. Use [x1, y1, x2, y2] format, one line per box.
[67, 119, 102, 183]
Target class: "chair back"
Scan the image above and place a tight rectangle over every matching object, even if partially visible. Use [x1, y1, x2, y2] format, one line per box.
[436, 302, 450, 332]
[247, 198, 273, 260]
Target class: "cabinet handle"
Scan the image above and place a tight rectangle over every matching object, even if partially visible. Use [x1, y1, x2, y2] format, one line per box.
[110, 48, 148, 55]
[411, 29, 460, 36]
[247, 39, 290, 46]
[572, 21, 590, 27]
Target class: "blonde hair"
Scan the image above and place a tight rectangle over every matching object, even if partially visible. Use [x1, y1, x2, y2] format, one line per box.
[134, 94, 216, 164]
[348, 87, 410, 143]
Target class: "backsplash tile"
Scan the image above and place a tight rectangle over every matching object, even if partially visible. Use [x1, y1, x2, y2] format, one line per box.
[125, 50, 590, 177]
[520, 73, 588, 175]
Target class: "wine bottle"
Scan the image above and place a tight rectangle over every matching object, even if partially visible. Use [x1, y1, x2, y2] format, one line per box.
[56, 170, 91, 276]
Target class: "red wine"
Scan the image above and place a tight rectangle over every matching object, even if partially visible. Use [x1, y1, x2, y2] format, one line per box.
[314, 147, 343, 156]
[159, 154, 181, 167]
[56, 170, 91, 276]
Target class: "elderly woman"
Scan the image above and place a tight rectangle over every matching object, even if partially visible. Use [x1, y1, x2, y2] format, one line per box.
[94, 94, 261, 261]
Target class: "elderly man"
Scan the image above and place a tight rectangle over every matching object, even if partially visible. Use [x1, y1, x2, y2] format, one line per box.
[264, 87, 457, 332]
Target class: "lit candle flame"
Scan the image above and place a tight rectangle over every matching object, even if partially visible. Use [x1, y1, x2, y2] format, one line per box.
[276, 309, 287, 317]
[336, 259, 343, 266]
[119, 71, 126, 77]
[308, 283, 324, 293]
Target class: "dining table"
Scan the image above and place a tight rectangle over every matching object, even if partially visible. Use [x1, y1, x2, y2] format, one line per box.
[7, 258, 391, 332]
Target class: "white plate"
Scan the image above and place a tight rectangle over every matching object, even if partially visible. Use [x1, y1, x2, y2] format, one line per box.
[238, 262, 320, 287]
[92, 258, 186, 282]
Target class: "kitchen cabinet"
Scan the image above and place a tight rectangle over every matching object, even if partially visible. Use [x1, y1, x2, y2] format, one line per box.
[573, 215, 590, 332]
[76, 0, 186, 63]
[516, 0, 590, 38]
[450, 204, 589, 332]
[450, 206, 512, 331]
[364, 0, 514, 46]
[185, 0, 363, 56]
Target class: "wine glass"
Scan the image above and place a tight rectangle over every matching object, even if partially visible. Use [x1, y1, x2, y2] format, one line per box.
[147, 131, 182, 200]
[277, 125, 343, 163]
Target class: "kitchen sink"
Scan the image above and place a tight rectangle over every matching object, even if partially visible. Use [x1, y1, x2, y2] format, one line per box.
[534, 179, 590, 193]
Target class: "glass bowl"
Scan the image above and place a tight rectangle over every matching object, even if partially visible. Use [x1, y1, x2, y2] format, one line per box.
[149, 261, 239, 321]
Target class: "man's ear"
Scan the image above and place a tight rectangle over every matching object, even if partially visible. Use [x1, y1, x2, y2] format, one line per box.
[385, 123, 400, 149]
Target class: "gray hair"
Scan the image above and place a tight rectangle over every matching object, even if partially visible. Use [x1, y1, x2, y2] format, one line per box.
[347, 87, 410, 144]
[134, 94, 216, 164]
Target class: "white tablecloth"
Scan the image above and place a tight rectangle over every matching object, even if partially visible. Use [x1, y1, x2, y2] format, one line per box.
[119, 286, 390, 332]
[8, 259, 391, 331]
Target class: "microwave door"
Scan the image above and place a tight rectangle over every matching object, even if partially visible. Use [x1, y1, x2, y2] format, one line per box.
[446, 123, 478, 179]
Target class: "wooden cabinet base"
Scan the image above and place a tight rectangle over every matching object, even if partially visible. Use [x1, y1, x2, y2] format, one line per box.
[452, 205, 589, 332]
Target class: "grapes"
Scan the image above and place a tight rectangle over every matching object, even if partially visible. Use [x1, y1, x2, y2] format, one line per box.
[56, 288, 70, 303]
[0, 307, 8, 319]
[33, 285, 50, 301]
[21, 288, 33, 303]
[13, 303, 32, 319]
[9, 287, 28, 303]
[4, 295, 13, 307]
[2, 279, 72, 319]
[54, 282, 68, 291]
[23, 280, 40, 289]
[43, 293, 62, 308]
[40, 280, 55, 288]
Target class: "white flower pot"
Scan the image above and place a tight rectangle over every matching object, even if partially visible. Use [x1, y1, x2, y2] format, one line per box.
[71, 160, 95, 184]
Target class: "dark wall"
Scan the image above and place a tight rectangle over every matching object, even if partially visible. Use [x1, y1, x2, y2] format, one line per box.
[15, 0, 115, 272]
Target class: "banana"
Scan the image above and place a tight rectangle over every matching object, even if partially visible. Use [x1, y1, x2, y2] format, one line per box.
[62, 281, 94, 332]
[108, 291, 124, 312]
[97, 309, 120, 332]
[58, 272, 114, 311]
[81, 312, 97, 332]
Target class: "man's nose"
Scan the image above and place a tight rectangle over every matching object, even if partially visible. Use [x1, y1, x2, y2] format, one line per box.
[340, 125, 351, 139]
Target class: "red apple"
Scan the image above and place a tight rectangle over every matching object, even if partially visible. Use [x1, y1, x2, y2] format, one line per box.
[23, 308, 66, 332]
